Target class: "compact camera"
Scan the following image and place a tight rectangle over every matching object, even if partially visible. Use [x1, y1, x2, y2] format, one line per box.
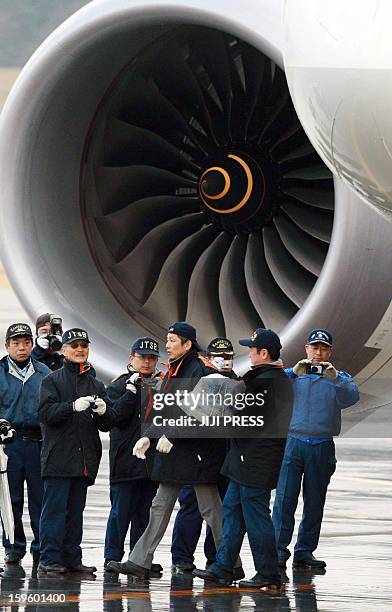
[89, 395, 99, 410]
[305, 364, 324, 375]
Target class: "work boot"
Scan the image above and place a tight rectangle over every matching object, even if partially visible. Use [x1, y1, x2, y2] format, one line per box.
[171, 562, 195, 573]
[4, 552, 21, 565]
[233, 566, 245, 580]
[151, 563, 163, 573]
[293, 554, 326, 568]
[67, 563, 97, 573]
[38, 563, 68, 574]
[192, 568, 233, 586]
[106, 560, 150, 577]
[239, 573, 281, 589]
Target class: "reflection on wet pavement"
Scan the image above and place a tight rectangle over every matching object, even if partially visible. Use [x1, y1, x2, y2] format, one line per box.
[0, 439, 390, 611]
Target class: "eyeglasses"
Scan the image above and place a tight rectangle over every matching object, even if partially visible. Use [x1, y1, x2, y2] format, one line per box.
[68, 342, 89, 349]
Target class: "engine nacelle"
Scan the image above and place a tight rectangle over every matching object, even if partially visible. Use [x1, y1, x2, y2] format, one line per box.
[0, 0, 391, 396]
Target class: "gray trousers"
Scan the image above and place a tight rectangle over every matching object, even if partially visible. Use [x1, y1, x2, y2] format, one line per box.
[129, 482, 224, 569]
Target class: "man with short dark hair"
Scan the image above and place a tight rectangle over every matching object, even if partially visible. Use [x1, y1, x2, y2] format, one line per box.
[194, 328, 292, 588]
[104, 337, 163, 572]
[38, 328, 112, 574]
[0, 323, 51, 565]
[272, 329, 359, 569]
[107, 322, 243, 579]
[32, 313, 64, 371]
[171, 336, 236, 572]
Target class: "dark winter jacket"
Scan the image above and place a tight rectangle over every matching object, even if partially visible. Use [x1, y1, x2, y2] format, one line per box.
[221, 364, 293, 490]
[0, 355, 51, 431]
[32, 345, 64, 371]
[39, 359, 112, 483]
[148, 350, 227, 484]
[107, 371, 163, 484]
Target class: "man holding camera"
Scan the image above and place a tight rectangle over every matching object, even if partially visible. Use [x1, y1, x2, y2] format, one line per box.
[0, 323, 51, 565]
[272, 329, 359, 569]
[38, 328, 112, 574]
[32, 313, 64, 371]
[104, 337, 164, 572]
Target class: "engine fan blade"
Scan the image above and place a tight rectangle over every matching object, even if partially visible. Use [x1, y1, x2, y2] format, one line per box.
[283, 165, 333, 180]
[95, 165, 197, 215]
[273, 215, 327, 276]
[263, 226, 316, 307]
[282, 186, 334, 210]
[245, 232, 297, 330]
[219, 236, 261, 342]
[104, 117, 199, 174]
[110, 213, 205, 304]
[281, 201, 333, 242]
[94, 195, 200, 262]
[186, 232, 234, 344]
[139, 225, 219, 327]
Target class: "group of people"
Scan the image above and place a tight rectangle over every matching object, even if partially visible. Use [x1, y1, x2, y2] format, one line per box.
[0, 313, 359, 589]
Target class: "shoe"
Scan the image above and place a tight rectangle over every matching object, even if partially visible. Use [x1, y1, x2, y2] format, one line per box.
[278, 557, 287, 569]
[67, 563, 97, 573]
[192, 568, 232, 586]
[106, 560, 149, 577]
[151, 563, 163, 573]
[239, 573, 281, 589]
[4, 552, 22, 564]
[38, 563, 68, 574]
[171, 562, 195, 573]
[292, 554, 326, 569]
[233, 566, 245, 581]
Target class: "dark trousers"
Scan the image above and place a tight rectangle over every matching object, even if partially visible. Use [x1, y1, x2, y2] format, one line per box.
[210, 480, 279, 581]
[2, 438, 43, 558]
[104, 479, 158, 561]
[272, 437, 336, 560]
[39, 477, 89, 567]
[171, 484, 217, 565]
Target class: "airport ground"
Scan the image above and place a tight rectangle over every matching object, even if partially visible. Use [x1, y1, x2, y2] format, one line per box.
[0, 438, 390, 611]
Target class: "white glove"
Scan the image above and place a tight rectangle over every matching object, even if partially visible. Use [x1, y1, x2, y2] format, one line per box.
[156, 435, 173, 454]
[0, 428, 15, 444]
[320, 362, 338, 380]
[92, 397, 106, 415]
[73, 396, 95, 412]
[37, 336, 50, 350]
[293, 359, 311, 376]
[211, 356, 225, 370]
[133, 437, 150, 460]
[126, 372, 141, 394]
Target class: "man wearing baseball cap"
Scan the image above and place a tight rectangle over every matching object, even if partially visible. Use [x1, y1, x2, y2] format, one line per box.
[272, 329, 359, 569]
[107, 322, 243, 580]
[32, 313, 64, 371]
[0, 323, 51, 566]
[104, 337, 164, 573]
[171, 336, 236, 573]
[194, 328, 293, 588]
[38, 328, 113, 574]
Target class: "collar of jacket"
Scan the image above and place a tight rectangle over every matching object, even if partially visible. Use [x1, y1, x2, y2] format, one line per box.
[64, 359, 92, 375]
[244, 363, 284, 380]
[167, 349, 198, 379]
[7, 356, 35, 383]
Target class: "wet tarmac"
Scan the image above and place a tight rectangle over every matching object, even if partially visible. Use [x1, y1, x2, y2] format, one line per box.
[0, 438, 390, 611]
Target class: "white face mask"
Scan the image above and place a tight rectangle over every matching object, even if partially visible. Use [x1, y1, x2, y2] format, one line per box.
[211, 356, 233, 371]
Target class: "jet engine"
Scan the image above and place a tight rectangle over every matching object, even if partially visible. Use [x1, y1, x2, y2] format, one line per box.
[0, 0, 391, 401]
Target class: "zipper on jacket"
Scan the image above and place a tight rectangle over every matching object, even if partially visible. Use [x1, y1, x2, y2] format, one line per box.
[75, 372, 89, 479]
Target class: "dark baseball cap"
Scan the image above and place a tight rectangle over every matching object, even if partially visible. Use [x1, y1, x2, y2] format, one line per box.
[62, 328, 90, 345]
[168, 322, 201, 352]
[239, 328, 282, 353]
[6, 323, 33, 341]
[307, 329, 333, 347]
[207, 337, 234, 356]
[131, 337, 160, 356]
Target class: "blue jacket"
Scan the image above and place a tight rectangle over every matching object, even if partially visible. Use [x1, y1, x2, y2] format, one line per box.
[285, 368, 359, 437]
[0, 355, 51, 429]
